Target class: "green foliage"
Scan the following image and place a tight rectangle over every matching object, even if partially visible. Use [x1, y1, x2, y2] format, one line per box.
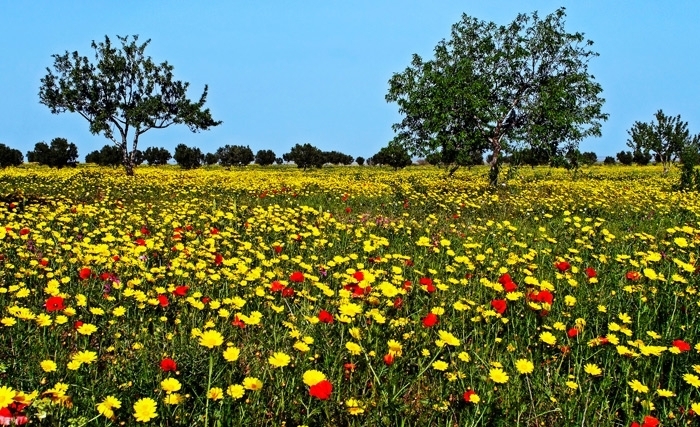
[633, 149, 652, 166]
[355, 156, 365, 166]
[324, 151, 354, 165]
[0, 143, 23, 167]
[627, 110, 699, 173]
[85, 145, 122, 166]
[283, 143, 326, 170]
[142, 147, 171, 166]
[675, 143, 700, 191]
[204, 152, 219, 166]
[603, 156, 616, 165]
[217, 145, 254, 167]
[254, 149, 276, 166]
[39, 35, 221, 175]
[371, 143, 412, 170]
[616, 151, 633, 166]
[26, 137, 78, 168]
[173, 143, 204, 169]
[386, 8, 607, 185]
[580, 151, 598, 166]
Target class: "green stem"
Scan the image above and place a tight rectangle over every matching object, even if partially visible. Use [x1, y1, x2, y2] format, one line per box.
[204, 353, 214, 426]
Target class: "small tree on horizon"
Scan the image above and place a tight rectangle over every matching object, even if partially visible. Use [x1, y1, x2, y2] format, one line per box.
[27, 137, 78, 168]
[0, 143, 23, 168]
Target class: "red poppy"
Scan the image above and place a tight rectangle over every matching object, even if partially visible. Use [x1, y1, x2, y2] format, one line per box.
[529, 289, 554, 305]
[78, 267, 92, 280]
[641, 416, 659, 427]
[112, 255, 120, 262]
[289, 271, 305, 283]
[201, 297, 211, 305]
[383, 354, 394, 365]
[503, 279, 517, 292]
[353, 271, 364, 281]
[19, 227, 30, 236]
[345, 207, 352, 213]
[402, 281, 412, 290]
[39, 258, 49, 267]
[157, 295, 169, 307]
[498, 273, 512, 285]
[626, 271, 641, 281]
[555, 261, 571, 272]
[672, 339, 691, 352]
[134, 238, 146, 246]
[273, 245, 283, 254]
[281, 287, 295, 298]
[173, 285, 189, 297]
[393, 297, 403, 309]
[45, 296, 65, 312]
[270, 281, 285, 292]
[74, 320, 84, 329]
[422, 313, 439, 328]
[567, 328, 579, 338]
[231, 315, 246, 328]
[210, 227, 219, 235]
[463, 390, 477, 403]
[585, 267, 597, 278]
[490, 299, 507, 314]
[404, 259, 414, 267]
[630, 423, 640, 427]
[318, 310, 334, 324]
[160, 358, 178, 372]
[419, 277, 433, 287]
[214, 253, 223, 266]
[309, 380, 333, 400]
[0, 402, 28, 426]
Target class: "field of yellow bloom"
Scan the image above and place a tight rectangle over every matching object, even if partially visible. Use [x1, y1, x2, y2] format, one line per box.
[0, 164, 699, 426]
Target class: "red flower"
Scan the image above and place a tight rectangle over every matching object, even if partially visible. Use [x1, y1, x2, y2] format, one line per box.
[201, 297, 211, 305]
[318, 310, 334, 324]
[402, 281, 412, 290]
[490, 299, 507, 314]
[309, 380, 333, 400]
[626, 271, 641, 281]
[498, 273, 512, 285]
[45, 296, 65, 312]
[134, 238, 146, 246]
[463, 390, 477, 403]
[383, 354, 394, 365]
[210, 227, 219, 235]
[157, 294, 169, 307]
[529, 289, 554, 305]
[273, 245, 283, 254]
[232, 315, 246, 328]
[345, 207, 352, 213]
[281, 287, 295, 298]
[270, 281, 285, 292]
[555, 261, 571, 272]
[419, 277, 433, 287]
[393, 297, 403, 309]
[19, 227, 30, 236]
[214, 253, 223, 266]
[567, 328, 579, 338]
[353, 271, 364, 281]
[422, 313, 439, 328]
[641, 416, 659, 427]
[74, 320, 84, 329]
[672, 339, 691, 352]
[630, 422, 640, 427]
[39, 258, 49, 267]
[585, 267, 597, 278]
[289, 271, 305, 283]
[173, 285, 189, 297]
[160, 358, 178, 372]
[78, 267, 92, 280]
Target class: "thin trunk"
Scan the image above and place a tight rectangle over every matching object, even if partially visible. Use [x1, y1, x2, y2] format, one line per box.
[489, 136, 502, 187]
[121, 134, 135, 176]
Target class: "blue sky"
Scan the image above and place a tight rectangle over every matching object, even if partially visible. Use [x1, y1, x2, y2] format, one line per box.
[1, 1, 699, 161]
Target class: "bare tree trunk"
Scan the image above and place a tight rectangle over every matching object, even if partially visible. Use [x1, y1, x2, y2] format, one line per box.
[489, 137, 502, 186]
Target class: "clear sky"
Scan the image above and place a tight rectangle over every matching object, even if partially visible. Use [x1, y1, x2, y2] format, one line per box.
[1, 1, 699, 161]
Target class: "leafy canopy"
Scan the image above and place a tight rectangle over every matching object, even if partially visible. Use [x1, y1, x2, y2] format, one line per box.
[386, 7, 607, 185]
[39, 35, 221, 175]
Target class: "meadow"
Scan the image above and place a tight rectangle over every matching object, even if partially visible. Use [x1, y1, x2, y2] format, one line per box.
[0, 164, 698, 426]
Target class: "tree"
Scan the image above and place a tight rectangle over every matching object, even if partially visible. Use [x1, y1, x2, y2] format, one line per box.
[142, 147, 172, 165]
[173, 144, 203, 169]
[39, 35, 221, 176]
[386, 8, 607, 186]
[324, 151, 354, 165]
[204, 153, 219, 166]
[372, 143, 412, 170]
[0, 143, 23, 168]
[580, 151, 598, 166]
[216, 145, 254, 167]
[255, 149, 276, 166]
[275, 157, 284, 165]
[283, 143, 325, 170]
[633, 149, 652, 166]
[603, 156, 615, 165]
[85, 144, 122, 166]
[627, 110, 699, 173]
[27, 138, 78, 168]
[355, 156, 365, 166]
[616, 151, 633, 166]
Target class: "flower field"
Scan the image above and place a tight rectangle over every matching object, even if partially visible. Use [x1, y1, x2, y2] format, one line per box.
[0, 164, 699, 426]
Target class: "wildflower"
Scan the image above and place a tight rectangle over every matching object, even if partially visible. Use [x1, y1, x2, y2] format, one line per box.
[437, 330, 460, 346]
[227, 384, 245, 400]
[303, 370, 326, 386]
[683, 373, 700, 387]
[41, 360, 57, 373]
[242, 377, 263, 391]
[0, 386, 15, 408]
[318, 309, 334, 323]
[163, 393, 183, 405]
[565, 381, 578, 390]
[463, 389, 480, 403]
[489, 368, 509, 384]
[628, 380, 649, 393]
[207, 387, 224, 401]
[432, 361, 449, 371]
[199, 330, 224, 348]
[585, 267, 597, 278]
[94, 397, 121, 421]
[45, 296, 65, 312]
[309, 380, 333, 400]
[160, 358, 177, 372]
[72, 350, 97, 364]
[672, 339, 691, 352]
[555, 261, 571, 272]
[515, 359, 534, 374]
[567, 328, 579, 338]
[383, 354, 394, 365]
[132, 397, 158, 422]
[656, 389, 675, 397]
[539, 331, 557, 346]
[491, 299, 507, 314]
[584, 363, 602, 376]
[173, 285, 189, 297]
[76, 323, 97, 336]
[268, 352, 291, 368]
[223, 347, 240, 362]
[79, 267, 92, 280]
[346, 342, 362, 355]
[157, 294, 168, 307]
[289, 271, 305, 282]
[626, 271, 641, 281]
[422, 313, 439, 328]
[387, 339, 403, 356]
[161, 378, 181, 393]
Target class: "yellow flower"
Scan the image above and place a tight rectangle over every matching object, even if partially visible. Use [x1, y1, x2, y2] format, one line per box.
[683, 373, 700, 388]
[223, 346, 241, 362]
[489, 368, 509, 384]
[0, 386, 15, 408]
[657, 389, 675, 397]
[242, 377, 263, 391]
[226, 384, 245, 400]
[207, 387, 224, 400]
[584, 363, 602, 376]
[432, 361, 449, 371]
[303, 370, 326, 386]
[163, 393, 183, 405]
[96, 395, 121, 418]
[41, 360, 57, 373]
[294, 341, 310, 352]
[132, 397, 158, 422]
[268, 352, 291, 368]
[76, 323, 97, 336]
[161, 378, 181, 393]
[199, 330, 224, 348]
[67, 360, 82, 370]
[437, 330, 460, 346]
[346, 342, 362, 355]
[387, 339, 403, 356]
[539, 331, 557, 346]
[515, 359, 534, 375]
[565, 381, 578, 390]
[72, 350, 97, 364]
[628, 379, 649, 393]
[692, 402, 700, 415]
